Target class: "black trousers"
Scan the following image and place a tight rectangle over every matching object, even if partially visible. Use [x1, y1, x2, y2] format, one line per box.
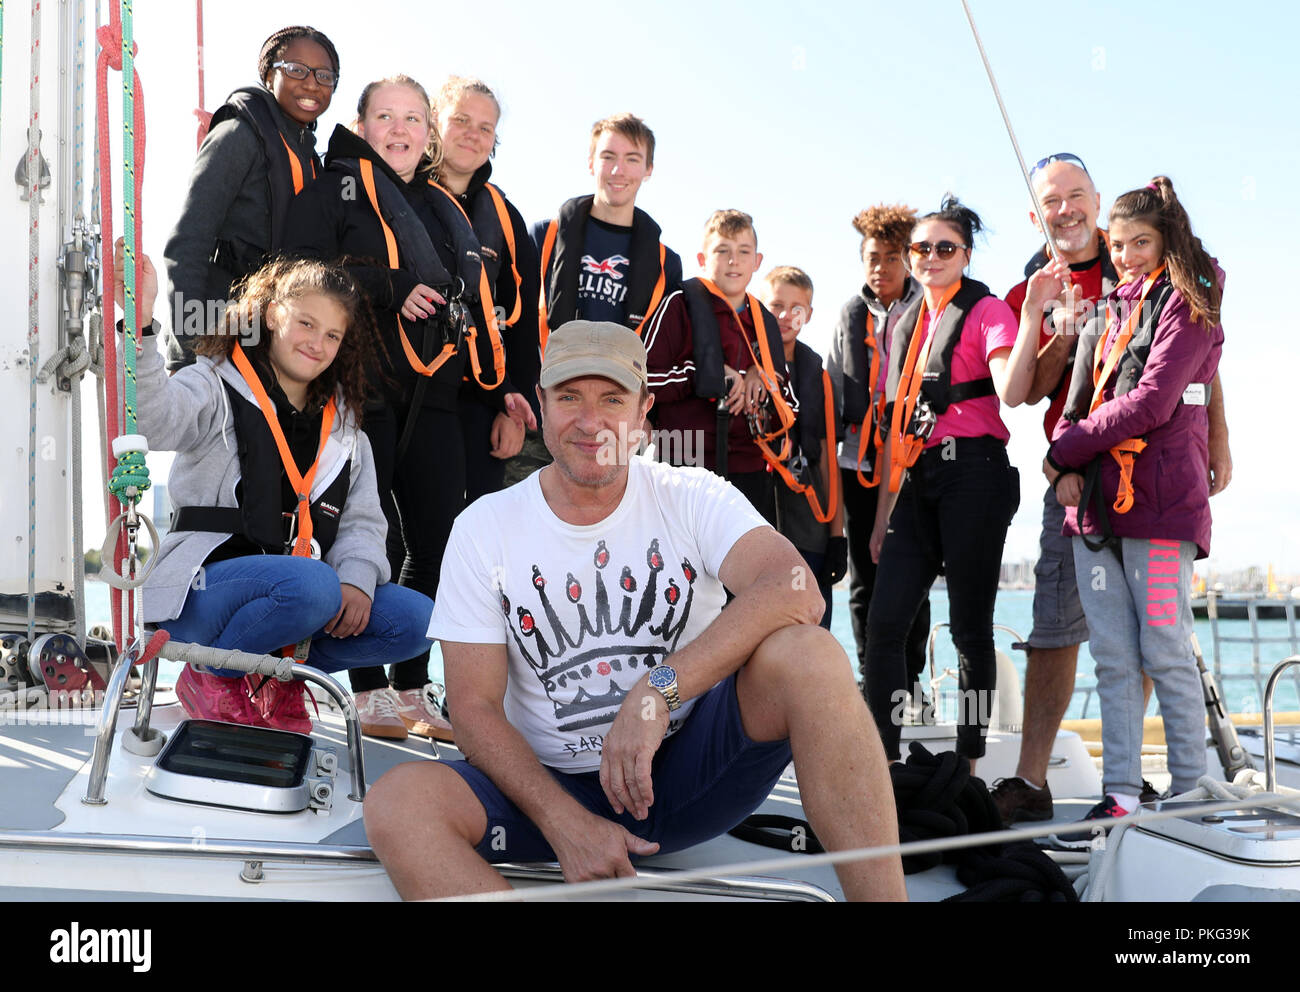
[863, 438, 1019, 760]
[348, 403, 466, 693]
[841, 468, 931, 691]
[461, 397, 505, 504]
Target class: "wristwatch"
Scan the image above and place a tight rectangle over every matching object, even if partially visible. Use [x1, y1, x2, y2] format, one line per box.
[647, 665, 681, 712]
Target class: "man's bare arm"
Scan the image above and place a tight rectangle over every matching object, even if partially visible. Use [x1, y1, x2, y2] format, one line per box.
[1026, 331, 1071, 405]
[445, 640, 658, 880]
[599, 526, 823, 818]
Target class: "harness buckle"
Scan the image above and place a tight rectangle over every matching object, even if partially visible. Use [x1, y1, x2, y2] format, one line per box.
[283, 512, 322, 560]
[908, 398, 937, 443]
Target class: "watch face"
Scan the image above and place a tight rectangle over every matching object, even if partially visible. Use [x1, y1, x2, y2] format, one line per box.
[648, 666, 676, 690]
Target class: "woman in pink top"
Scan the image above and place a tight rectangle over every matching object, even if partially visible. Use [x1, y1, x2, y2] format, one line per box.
[862, 196, 1047, 767]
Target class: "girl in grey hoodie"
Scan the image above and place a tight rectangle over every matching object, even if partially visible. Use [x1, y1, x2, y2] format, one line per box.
[120, 242, 435, 733]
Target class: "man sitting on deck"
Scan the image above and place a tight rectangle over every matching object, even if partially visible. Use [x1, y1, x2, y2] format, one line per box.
[364, 320, 905, 901]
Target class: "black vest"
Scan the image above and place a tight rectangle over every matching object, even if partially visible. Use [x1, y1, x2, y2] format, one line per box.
[885, 278, 994, 416]
[207, 87, 318, 266]
[1061, 277, 1180, 422]
[679, 279, 787, 400]
[838, 294, 877, 426]
[173, 380, 351, 558]
[789, 342, 826, 474]
[466, 180, 512, 300]
[544, 195, 666, 330]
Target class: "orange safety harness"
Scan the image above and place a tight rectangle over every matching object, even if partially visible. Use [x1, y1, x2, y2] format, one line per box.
[483, 183, 522, 326]
[277, 132, 317, 194]
[230, 344, 337, 559]
[357, 159, 506, 389]
[537, 218, 668, 353]
[1089, 265, 1166, 514]
[852, 311, 885, 489]
[695, 280, 837, 523]
[231, 344, 337, 663]
[887, 283, 963, 492]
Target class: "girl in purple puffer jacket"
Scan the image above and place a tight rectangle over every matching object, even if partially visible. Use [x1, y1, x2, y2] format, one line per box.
[1043, 176, 1223, 842]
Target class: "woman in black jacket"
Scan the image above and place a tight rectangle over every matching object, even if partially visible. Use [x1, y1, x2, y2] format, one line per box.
[284, 74, 533, 740]
[164, 25, 339, 370]
[431, 76, 542, 501]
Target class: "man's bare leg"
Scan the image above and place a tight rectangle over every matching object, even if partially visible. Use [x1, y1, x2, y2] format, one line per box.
[737, 624, 906, 902]
[1015, 645, 1080, 786]
[1016, 645, 1154, 787]
[364, 762, 505, 900]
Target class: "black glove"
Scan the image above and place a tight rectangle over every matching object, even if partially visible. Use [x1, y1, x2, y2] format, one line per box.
[820, 536, 848, 586]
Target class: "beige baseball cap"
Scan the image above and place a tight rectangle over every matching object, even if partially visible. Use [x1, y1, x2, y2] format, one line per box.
[539, 320, 647, 392]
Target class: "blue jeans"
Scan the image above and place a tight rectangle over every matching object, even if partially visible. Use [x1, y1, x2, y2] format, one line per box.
[157, 556, 434, 678]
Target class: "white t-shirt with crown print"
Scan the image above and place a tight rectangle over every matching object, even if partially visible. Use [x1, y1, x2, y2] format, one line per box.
[429, 456, 769, 772]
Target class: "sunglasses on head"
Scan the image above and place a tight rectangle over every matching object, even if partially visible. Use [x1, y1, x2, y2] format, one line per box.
[909, 241, 966, 260]
[1029, 152, 1089, 177]
[273, 60, 339, 88]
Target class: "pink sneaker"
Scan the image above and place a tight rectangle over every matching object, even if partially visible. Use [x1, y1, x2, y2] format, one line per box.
[394, 685, 455, 742]
[175, 666, 267, 727]
[246, 675, 317, 735]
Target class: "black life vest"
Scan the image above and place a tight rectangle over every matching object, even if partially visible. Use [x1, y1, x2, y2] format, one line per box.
[680, 278, 787, 400]
[885, 277, 995, 418]
[541, 195, 669, 333]
[839, 294, 878, 428]
[206, 87, 319, 270]
[1104, 281, 1177, 400]
[333, 156, 480, 294]
[172, 380, 351, 558]
[788, 342, 826, 475]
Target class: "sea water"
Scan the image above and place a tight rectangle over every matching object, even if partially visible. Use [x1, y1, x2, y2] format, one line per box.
[83, 580, 1300, 719]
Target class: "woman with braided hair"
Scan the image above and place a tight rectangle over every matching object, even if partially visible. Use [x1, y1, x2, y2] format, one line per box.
[163, 25, 340, 371]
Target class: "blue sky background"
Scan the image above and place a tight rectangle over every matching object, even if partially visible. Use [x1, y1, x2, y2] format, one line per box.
[94, 0, 1299, 573]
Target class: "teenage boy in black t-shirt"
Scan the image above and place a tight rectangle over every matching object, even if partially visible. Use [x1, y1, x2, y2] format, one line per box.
[505, 114, 683, 484]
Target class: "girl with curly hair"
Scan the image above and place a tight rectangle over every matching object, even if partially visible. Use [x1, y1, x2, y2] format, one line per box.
[123, 242, 434, 732]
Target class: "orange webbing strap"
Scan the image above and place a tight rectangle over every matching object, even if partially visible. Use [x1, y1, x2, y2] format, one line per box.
[634, 243, 669, 336]
[763, 367, 841, 523]
[427, 178, 506, 390]
[357, 160, 459, 379]
[697, 278, 796, 465]
[854, 311, 884, 489]
[1089, 265, 1165, 515]
[484, 183, 522, 326]
[1108, 437, 1147, 514]
[887, 284, 961, 492]
[230, 344, 337, 558]
[1090, 265, 1166, 414]
[537, 220, 559, 355]
[278, 133, 305, 194]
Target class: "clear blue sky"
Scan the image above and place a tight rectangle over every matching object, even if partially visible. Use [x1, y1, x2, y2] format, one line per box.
[104, 0, 1298, 573]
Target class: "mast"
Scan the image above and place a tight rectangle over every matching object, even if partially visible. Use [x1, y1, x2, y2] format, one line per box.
[0, 0, 78, 633]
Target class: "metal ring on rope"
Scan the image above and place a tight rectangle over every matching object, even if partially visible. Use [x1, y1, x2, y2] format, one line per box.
[97, 509, 159, 589]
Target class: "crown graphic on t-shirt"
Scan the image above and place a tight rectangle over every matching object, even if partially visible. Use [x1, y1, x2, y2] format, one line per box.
[500, 539, 698, 732]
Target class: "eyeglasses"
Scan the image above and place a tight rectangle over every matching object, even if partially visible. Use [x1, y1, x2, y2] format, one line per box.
[272, 60, 339, 88]
[1030, 152, 1089, 177]
[908, 241, 966, 259]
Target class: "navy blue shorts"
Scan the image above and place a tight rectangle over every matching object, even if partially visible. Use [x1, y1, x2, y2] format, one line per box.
[443, 673, 793, 863]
